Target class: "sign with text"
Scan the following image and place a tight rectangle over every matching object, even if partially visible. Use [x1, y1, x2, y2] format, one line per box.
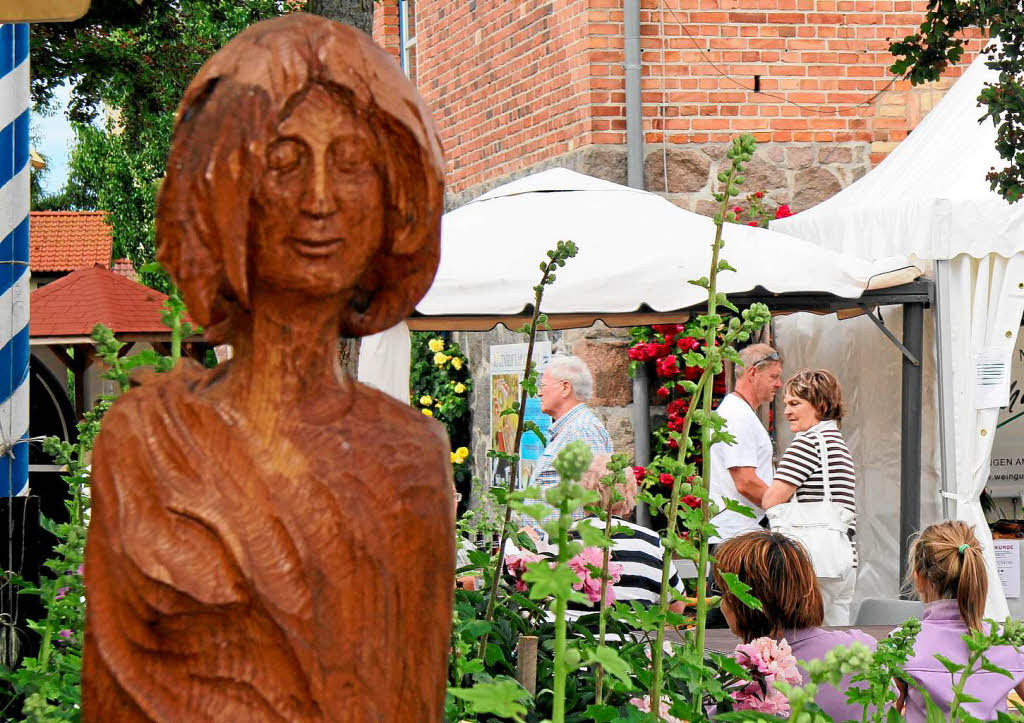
[489, 342, 551, 489]
[994, 539, 1021, 599]
[988, 339, 1024, 496]
[0, 0, 90, 22]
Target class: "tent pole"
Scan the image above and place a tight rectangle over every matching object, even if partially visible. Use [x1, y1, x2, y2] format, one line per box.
[899, 302, 925, 595]
[933, 260, 956, 520]
[633, 363, 652, 527]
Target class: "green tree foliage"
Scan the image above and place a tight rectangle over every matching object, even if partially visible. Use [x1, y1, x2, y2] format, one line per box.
[31, 1, 293, 287]
[889, 6, 1024, 202]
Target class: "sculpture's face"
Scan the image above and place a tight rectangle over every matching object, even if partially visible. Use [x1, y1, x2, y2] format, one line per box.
[252, 84, 385, 297]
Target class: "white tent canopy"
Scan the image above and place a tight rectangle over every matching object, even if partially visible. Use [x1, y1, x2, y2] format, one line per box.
[412, 168, 918, 327]
[773, 46, 1024, 619]
[774, 44, 1024, 262]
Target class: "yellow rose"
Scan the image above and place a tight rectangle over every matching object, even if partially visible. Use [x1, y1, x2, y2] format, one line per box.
[421, 408, 433, 417]
[419, 395, 433, 406]
[451, 357, 463, 370]
[455, 447, 469, 459]
[428, 338, 445, 353]
[433, 352, 448, 366]
[435, 401, 442, 408]
[454, 383, 466, 394]
[450, 451, 460, 464]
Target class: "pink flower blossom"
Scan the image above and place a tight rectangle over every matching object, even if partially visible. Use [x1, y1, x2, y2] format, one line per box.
[58, 629, 73, 641]
[730, 636, 801, 716]
[55, 586, 69, 601]
[505, 551, 543, 593]
[568, 547, 623, 605]
[629, 695, 684, 722]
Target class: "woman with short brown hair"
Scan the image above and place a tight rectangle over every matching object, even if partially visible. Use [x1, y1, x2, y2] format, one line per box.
[714, 531, 876, 721]
[762, 369, 859, 625]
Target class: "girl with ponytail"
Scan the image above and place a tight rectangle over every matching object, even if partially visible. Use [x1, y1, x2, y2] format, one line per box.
[897, 521, 1024, 720]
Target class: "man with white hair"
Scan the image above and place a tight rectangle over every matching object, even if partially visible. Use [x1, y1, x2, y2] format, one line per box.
[531, 355, 613, 522]
[709, 343, 783, 542]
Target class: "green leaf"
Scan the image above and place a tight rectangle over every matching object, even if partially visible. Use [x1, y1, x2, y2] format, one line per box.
[979, 657, 1014, 679]
[447, 678, 530, 721]
[584, 646, 634, 688]
[522, 561, 579, 600]
[584, 704, 620, 722]
[719, 498, 757, 519]
[933, 653, 966, 675]
[719, 571, 762, 611]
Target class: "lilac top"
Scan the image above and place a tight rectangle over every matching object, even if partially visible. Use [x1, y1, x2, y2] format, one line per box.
[783, 627, 878, 721]
[904, 599, 1024, 722]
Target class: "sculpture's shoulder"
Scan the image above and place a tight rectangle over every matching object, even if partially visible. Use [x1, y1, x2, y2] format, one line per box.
[95, 359, 216, 443]
[351, 381, 450, 449]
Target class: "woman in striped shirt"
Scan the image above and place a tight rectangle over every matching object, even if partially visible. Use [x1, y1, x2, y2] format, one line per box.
[762, 369, 858, 625]
[569, 454, 688, 616]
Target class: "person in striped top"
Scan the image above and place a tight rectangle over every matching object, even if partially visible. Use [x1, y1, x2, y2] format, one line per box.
[568, 454, 687, 615]
[762, 369, 858, 625]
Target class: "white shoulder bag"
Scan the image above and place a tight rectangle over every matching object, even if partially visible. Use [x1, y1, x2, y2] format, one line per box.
[765, 430, 855, 580]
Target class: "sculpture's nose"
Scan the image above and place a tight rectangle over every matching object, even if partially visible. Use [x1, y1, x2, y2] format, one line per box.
[301, 155, 337, 218]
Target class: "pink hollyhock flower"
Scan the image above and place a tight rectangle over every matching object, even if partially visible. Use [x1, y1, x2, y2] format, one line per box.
[55, 586, 69, 601]
[505, 551, 543, 593]
[629, 696, 684, 723]
[730, 636, 801, 715]
[568, 547, 623, 605]
[58, 629, 73, 640]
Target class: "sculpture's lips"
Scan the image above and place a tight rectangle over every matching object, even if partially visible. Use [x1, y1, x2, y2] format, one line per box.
[289, 236, 343, 257]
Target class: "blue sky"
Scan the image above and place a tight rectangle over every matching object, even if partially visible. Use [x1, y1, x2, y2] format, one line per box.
[31, 83, 74, 196]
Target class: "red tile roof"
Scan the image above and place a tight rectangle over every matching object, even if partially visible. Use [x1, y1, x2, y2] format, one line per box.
[30, 211, 112, 273]
[31, 265, 189, 337]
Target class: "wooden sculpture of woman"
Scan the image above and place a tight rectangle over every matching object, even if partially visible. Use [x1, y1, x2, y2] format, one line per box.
[82, 14, 452, 722]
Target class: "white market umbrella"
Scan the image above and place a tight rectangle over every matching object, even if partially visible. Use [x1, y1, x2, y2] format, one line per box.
[415, 168, 918, 326]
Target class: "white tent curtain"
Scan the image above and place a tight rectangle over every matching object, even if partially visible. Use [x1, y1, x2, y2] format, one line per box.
[356, 322, 411, 403]
[937, 253, 1024, 619]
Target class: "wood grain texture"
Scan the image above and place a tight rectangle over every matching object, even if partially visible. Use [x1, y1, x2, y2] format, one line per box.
[82, 14, 452, 721]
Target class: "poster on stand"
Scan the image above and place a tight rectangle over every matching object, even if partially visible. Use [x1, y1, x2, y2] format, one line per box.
[490, 342, 552, 488]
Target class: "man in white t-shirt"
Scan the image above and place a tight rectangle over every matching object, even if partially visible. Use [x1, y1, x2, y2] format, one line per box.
[709, 343, 783, 543]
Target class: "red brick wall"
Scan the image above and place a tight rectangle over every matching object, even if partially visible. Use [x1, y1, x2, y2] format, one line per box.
[374, 0, 984, 198]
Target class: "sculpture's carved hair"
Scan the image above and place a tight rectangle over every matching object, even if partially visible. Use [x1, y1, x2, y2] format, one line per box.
[157, 13, 445, 341]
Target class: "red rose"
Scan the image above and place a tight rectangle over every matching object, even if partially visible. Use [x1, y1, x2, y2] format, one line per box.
[659, 473, 675, 486]
[633, 465, 647, 481]
[667, 438, 679, 450]
[656, 385, 670, 399]
[628, 345, 645, 361]
[683, 364, 702, 381]
[655, 354, 680, 378]
[747, 221, 758, 227]
[732, 206, 743, 214]
[775, 204, 792, 219]
[667, 398, 688, 416]
[651, 324, 677, 335]
[755, 191, 764, 199]
[682, 495, 701, 509]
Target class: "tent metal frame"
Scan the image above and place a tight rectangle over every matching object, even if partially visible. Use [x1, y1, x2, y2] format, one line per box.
[411, 277, 933, 587]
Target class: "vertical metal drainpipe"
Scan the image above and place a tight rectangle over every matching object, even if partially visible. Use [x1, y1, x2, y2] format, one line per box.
[624, 0, 643, 190]
[624, 0, 652, 524]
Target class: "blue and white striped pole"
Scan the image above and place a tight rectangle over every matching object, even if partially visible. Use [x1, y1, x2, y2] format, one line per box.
[0, 24, 30, 497]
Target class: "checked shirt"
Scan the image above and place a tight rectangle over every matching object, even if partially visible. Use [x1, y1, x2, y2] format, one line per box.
[529, 403, 613, 525]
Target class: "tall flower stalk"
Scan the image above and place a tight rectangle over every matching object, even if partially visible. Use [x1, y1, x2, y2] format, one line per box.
[478, 240, 579, 659]
[648, 134, 771, 709]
